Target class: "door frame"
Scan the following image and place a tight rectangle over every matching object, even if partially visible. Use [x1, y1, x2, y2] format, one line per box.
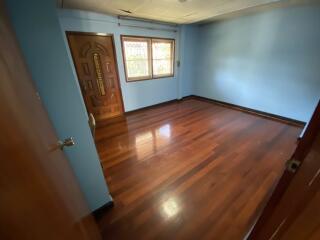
[65, 31, 125, 117]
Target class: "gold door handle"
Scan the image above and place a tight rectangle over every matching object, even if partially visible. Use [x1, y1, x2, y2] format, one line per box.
[88, 113, 96, 138]
[57, 137, 75, 150]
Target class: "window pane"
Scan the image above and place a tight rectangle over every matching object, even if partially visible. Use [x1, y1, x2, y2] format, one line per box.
[152, 40, 173, 76]
[153, 59, 171, 76]
[152, 42, 171, 60]
[126, 60, 149, 78]
[124, 41, 148, 61]
[123, 38, 151, 80]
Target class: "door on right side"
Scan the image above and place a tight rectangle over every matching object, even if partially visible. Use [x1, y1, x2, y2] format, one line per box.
[248, 100, 320, 240]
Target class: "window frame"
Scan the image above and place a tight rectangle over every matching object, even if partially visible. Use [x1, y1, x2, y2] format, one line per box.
[121, 35, 175, 82]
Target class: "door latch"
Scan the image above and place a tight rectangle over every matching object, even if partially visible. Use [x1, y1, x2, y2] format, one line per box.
[286, 159, 301, 173]
[57, 137, 75, 150]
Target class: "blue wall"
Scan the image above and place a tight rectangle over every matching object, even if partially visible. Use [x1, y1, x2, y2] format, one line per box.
[5, 0, 111, 211]
[58, 10, 182, 111]
[59, 7, 320, 122]
[179, 25, 199, 97]
[194, 6, 320, 122]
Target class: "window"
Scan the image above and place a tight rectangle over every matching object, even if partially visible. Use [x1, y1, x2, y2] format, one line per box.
[121, 36, 175, 81]
[152, 39, 174, 78]
[122, 37, 152, 81]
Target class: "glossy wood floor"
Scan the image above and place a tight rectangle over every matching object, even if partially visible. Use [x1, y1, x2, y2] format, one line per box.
[95, 99, 301, 240]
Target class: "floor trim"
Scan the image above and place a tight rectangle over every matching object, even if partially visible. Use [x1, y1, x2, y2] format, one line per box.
[123, 95, 305, 128]
[92, 200, 114, 219]
[124, 98, 185, 115]
[190, 95, 305, 127]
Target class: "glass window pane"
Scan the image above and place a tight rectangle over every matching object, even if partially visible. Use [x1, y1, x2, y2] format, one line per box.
[152, 42, 171, 60]
[152, 40, 173, 76]
[126, 60, 149, 78]
[124, 41, 148, 61]
[123, 38, 151, 80]
[153, 59, 172, 76]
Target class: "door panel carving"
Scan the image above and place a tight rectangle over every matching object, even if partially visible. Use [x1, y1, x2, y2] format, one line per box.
[67, 33, 124, 120]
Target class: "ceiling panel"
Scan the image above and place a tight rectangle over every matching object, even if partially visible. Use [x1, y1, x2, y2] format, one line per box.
[61, 0, 307, 24]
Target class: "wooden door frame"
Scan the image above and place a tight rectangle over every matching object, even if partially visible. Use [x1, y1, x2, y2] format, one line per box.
[248, 100, 320, 239]
[65, 31, 125, 116]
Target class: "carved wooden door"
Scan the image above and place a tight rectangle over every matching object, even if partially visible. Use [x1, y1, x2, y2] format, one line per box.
[67, 33, 124, 120]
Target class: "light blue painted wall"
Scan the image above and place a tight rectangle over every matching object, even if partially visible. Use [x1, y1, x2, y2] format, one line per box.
[5, 0, 111, 211]
[58, 10, 182, 111]
[194, 6, 320, 122]
[179, 25, 199, 97]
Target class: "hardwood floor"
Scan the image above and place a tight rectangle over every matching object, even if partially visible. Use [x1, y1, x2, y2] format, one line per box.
[95, 99, 301, 240]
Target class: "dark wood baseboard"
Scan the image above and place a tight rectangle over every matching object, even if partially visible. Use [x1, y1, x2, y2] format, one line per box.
[122, 95, 305, 128]
[190, 95, 305, 127]
[124, 97, 190, 115]
[92, 201, 114, 220]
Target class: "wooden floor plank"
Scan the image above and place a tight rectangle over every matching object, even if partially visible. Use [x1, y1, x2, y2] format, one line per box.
[95, 99, 301, 240]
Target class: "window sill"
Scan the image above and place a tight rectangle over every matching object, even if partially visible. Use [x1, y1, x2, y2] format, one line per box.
[126, 74, 174, 83]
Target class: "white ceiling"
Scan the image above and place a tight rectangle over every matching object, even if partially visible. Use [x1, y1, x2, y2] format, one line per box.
[60, 0, 289, 24]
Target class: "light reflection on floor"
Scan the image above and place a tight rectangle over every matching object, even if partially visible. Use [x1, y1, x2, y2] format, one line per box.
[161, 197, 180, 220]
[157, 124, 171, 138]
[134, 123, 172, 160]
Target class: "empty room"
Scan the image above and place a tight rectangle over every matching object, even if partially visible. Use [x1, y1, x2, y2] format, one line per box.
[1, 0, 320, 239]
